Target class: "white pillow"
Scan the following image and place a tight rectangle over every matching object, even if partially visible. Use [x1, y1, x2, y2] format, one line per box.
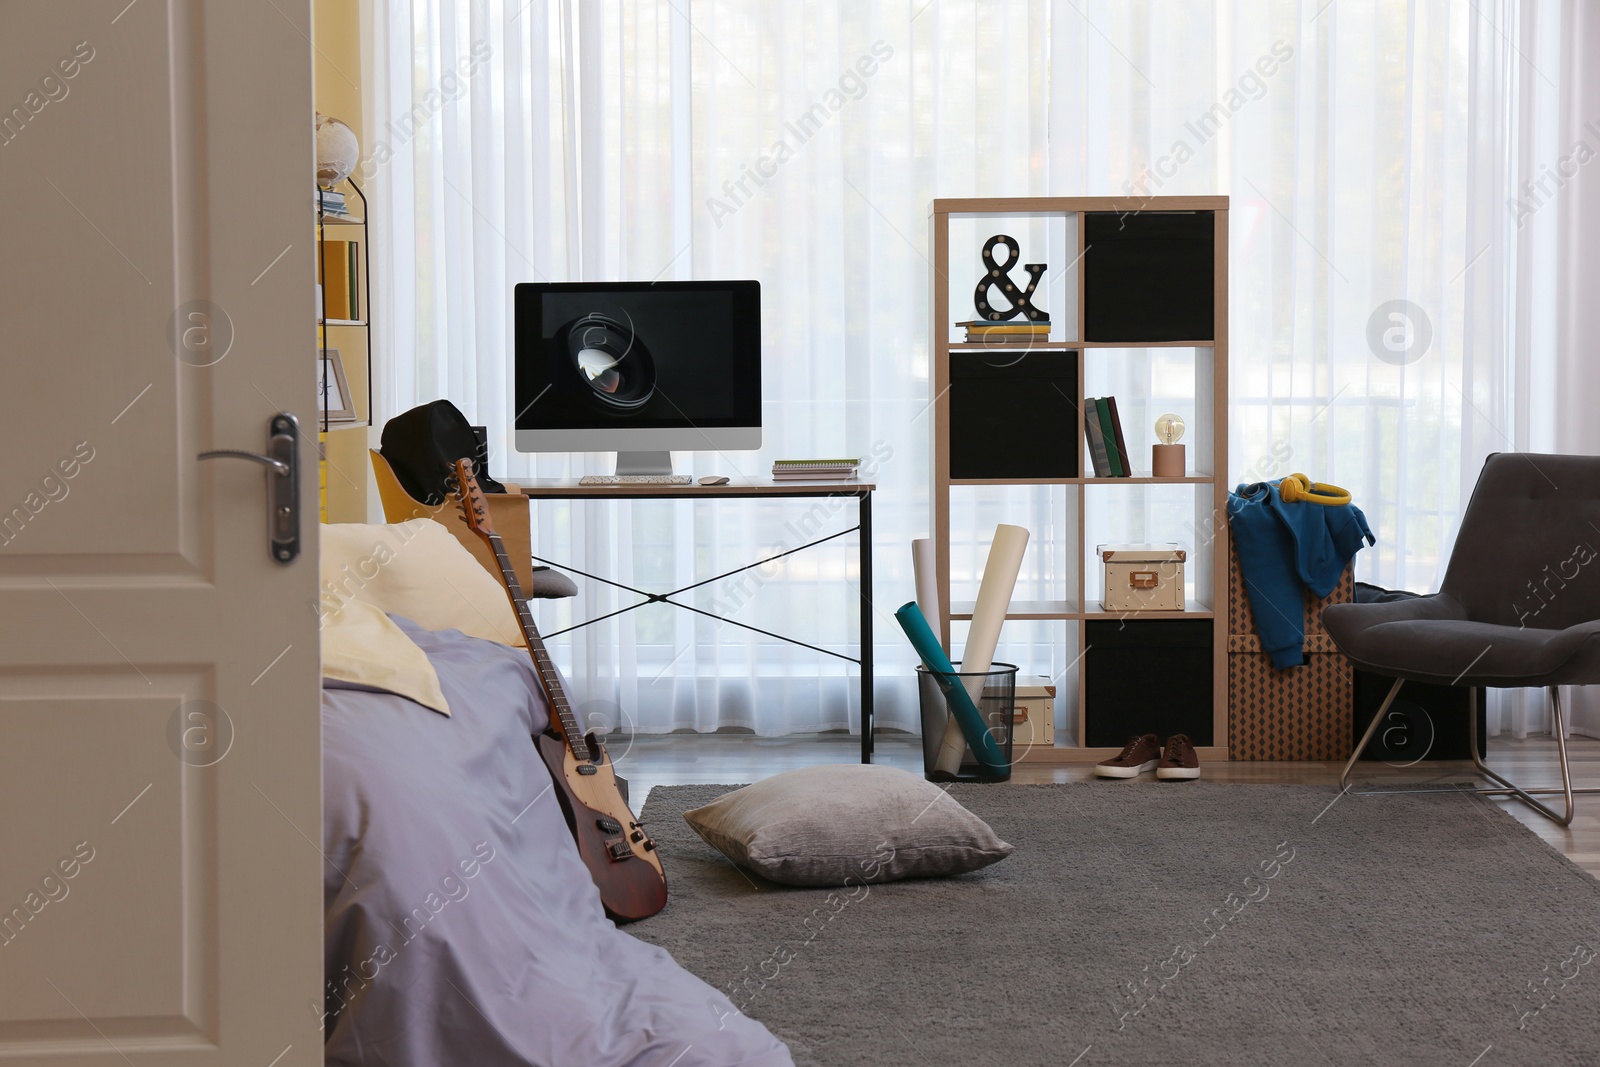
[318, 520, 525, 647]
[321, 599, 451, 716]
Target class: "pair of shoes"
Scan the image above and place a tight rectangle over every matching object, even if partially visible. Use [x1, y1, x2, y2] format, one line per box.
[1094, 733, 1201, 780]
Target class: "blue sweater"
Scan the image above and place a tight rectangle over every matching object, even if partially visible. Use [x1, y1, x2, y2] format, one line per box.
[1228, 480, 1375, 669]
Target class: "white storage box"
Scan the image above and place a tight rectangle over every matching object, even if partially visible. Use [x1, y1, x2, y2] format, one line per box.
[1099, 543, 1186, 612]
[1010, 676, 1056, 747]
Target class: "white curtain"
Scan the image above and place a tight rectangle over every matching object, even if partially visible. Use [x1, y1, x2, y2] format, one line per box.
[364, 0, 1588, 739]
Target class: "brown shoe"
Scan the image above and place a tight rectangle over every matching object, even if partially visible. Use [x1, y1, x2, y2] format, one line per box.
[1095, 733, 1162, 778]
[1157, 734, 1201, 780]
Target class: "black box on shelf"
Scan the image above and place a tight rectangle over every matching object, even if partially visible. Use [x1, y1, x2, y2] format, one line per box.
[1085, 618, 1213, 746]
[1353, 672, 1487, 761]
[1083, 212, 1215, 342]
[949, 348, 1078, 479]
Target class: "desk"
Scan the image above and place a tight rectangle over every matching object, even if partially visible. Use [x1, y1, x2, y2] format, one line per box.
[519, 478, 876, 763]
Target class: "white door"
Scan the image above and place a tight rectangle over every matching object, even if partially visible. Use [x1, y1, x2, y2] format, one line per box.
[0, 3, 322, 1065]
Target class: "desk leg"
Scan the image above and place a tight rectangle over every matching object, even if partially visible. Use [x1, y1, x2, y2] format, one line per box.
[860, 490, 873, 763]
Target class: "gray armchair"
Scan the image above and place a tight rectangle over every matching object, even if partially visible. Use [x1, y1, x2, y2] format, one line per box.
[1323, 452, 1600, 825]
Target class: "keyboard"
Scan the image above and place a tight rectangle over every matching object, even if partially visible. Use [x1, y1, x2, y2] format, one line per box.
[578, 474, 694, 486]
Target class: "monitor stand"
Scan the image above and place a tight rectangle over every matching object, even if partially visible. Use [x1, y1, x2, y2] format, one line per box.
[614, 450, 674, 476]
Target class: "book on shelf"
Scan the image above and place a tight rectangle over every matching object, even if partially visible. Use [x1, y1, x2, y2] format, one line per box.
[960, 338, 1052, 346]
[318, 189, 351, 216]
[956, 320, 1050, 333]
[956, 319, 1052, 344]
[318, 239, 360, 321]
[773, 472, 858, 480]
[1093, 397, 1126, 477]
[1083, 399, 1111, 476]
[1106, 395, 1132, 476]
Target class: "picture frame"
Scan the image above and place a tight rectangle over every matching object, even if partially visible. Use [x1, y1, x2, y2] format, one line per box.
[319, 348, 358, 423]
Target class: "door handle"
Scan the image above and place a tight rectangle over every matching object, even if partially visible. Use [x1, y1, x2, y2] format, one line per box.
[199, 412, 300, 563]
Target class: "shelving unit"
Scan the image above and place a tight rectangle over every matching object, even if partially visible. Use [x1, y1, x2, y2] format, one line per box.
[315, 179, 371, 433]
[928, 195, 1229, 763]
[315, 180, 372, 522]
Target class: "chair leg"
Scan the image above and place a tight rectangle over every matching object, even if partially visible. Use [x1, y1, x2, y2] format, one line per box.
[1346, 684, 1590, 827]
[1340, 676, 1405, 792]
[1471, 686, 1580, 827]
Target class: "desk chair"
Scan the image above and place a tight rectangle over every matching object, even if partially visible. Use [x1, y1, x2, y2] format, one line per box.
[1323, 452, 1600, 825]
[369, 449, 577, 599]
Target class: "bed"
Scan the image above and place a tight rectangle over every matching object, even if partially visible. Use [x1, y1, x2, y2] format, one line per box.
[318, 582, 790, 1065]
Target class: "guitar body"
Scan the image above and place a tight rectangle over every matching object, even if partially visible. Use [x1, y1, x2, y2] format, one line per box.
[447, 458, 667, 924]
[535, 732, 667, 923]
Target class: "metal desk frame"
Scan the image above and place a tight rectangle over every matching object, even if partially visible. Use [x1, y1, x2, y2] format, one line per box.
[519, 479, 875, 762]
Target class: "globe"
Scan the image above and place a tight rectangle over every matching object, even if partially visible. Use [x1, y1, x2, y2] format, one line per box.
[315, 112, 360, 189]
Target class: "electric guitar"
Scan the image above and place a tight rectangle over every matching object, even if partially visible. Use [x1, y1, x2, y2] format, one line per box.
[449, 459, 667, 923]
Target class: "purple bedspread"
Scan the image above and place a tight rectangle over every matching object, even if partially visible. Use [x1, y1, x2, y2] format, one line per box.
[320, 617, 792, 1067]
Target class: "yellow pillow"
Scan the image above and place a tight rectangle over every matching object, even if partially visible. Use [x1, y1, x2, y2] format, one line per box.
[318, 520, 524, 647]
[321, 599, 451, 716]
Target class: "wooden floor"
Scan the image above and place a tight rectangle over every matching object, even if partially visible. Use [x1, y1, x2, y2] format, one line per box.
[615, 732, 1600, 879]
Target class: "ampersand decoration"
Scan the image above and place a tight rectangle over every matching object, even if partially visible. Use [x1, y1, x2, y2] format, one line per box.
[973, 235, 1049, 322]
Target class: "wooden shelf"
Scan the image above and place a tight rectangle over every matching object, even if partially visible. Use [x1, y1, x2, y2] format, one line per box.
[1085, 474, 1213, 484]
[943, 340, 1218, 350]
[947, 341, 1078, 351]
[1080, 340, 1215, 348]
[949, 477, 1080, 486]
[1080, 600, 1214, 620]
[1008, 744, 1231, 765]
[949, 599, 1078, 621]
[947, 599, 1214, 621]
[933, 194, 1230, 216]
[929, 194, 1230, 758]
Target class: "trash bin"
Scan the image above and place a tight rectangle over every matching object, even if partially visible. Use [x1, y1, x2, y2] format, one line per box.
[916, 662, 1018, 782]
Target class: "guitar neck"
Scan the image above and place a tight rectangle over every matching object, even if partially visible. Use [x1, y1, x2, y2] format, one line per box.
[483, 530, 588, 754]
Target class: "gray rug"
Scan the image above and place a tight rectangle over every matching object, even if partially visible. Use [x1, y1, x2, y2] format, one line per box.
[632, 783, 1600, 1067]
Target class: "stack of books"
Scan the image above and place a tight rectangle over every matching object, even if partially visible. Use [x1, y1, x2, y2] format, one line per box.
[772, 458, 859, 481]
[318, 189, 352, 217]
[956, 320, 1051, 345]
[1083, 397, 1133, 477]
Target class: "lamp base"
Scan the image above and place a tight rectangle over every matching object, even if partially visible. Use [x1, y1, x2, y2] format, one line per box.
[1152, 443, 1186, 478]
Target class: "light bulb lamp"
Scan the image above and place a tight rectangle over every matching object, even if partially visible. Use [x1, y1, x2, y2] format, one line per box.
[1152, 413, 1186, 478]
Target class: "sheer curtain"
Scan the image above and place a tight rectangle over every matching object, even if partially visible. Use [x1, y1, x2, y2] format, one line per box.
[364, 0, 1586, 739]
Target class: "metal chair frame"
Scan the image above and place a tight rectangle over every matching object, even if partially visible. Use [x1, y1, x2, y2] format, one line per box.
[1340, 677, 1599, 827]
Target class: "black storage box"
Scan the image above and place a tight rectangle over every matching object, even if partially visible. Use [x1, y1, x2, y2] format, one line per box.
[1353, 672, 1488, 761]
[948, 348, 1078, 479]
[1084, 212, 1215, 343]
[1085, 619, 1213, 747]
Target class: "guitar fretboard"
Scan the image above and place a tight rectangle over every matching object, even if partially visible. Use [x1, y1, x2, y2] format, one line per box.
[486, 530, 591, 761]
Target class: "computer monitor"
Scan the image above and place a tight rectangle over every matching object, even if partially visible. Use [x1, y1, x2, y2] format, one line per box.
[513, 280, 762, 475]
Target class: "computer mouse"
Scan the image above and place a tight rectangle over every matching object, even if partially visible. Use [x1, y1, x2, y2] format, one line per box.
[699, 475, 730, 485]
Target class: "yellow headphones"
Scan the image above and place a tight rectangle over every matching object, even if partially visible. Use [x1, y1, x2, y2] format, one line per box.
[1278, 473, 1351, 506]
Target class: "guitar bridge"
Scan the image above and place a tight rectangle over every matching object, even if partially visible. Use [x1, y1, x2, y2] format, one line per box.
[605, 839, 634, 861]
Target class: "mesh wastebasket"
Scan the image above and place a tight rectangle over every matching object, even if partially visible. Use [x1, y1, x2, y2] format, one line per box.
[916, 661, 1017, 782]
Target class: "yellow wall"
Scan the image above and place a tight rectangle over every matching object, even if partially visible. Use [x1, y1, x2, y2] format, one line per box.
[314, 0, 370, 523]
